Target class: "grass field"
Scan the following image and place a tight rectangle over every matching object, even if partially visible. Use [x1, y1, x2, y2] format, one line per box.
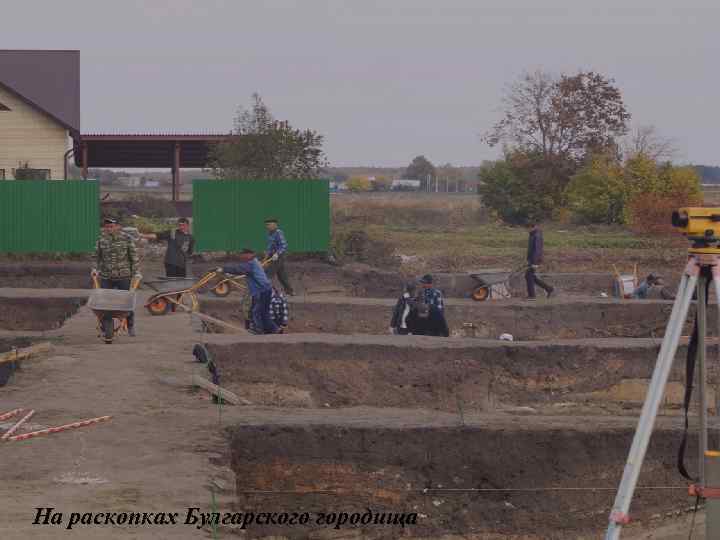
[331, 193, 688, 274]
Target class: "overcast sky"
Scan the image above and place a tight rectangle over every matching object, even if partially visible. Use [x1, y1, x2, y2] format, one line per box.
[3, 1, 718, 166]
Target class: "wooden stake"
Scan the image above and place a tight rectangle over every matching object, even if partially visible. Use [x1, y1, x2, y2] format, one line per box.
[191, 312, 249, 334]
[0, 342, 51, 365]
[1, 409, 35, 440]
[191, 374, 250, 405]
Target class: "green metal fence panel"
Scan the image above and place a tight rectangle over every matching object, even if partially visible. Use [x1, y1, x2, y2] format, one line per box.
[193, 179, 330, 253]
[0, 180, 99, 253]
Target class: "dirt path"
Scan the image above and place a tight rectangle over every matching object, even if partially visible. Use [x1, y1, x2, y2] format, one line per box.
[0, 296, 231, 539]
[0, 289, 707, 539]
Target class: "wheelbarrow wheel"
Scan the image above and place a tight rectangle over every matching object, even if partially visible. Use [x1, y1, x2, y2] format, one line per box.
[211, 281, 231, 297]
[147, 297, 171, 316]
[472, 285, 490, 302]
[102, 318, 114, 344]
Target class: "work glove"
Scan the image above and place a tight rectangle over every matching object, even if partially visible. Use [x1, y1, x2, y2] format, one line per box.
[270, 253, 279, 262]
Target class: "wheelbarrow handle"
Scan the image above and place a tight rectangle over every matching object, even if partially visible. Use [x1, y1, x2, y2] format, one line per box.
[90, 269, 100, 289]
[130, 273, 143, 291]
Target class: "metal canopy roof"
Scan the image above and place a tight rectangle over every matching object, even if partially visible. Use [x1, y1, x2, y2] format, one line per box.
[74, 133, 230, 168]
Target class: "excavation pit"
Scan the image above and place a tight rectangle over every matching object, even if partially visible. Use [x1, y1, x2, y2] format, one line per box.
[224, 409, 693, 539]
[203, 297, 690, 340]
[203, 334, 714, 412]
[0, 262, 91, 289]
[0, 293, 86, 331]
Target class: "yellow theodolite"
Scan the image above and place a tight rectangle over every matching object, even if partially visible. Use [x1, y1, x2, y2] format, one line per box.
[672, 207, 720, 255]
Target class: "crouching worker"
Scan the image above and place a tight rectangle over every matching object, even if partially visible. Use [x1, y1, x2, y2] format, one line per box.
[218, 249, 280, 335]
[410, 274, 450, 337]
[270, 287, 290, 333]
[633, 273, 663, 299]
[246, 287, 289, 333]
[390, 282, 417, 335]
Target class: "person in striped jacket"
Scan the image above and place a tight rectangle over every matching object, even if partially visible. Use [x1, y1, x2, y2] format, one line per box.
[269, 287, 289, 332]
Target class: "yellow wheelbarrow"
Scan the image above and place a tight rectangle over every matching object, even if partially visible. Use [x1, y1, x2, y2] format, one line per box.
[144, 270, 222, 315]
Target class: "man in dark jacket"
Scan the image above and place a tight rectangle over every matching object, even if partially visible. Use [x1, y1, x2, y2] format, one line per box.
[409, 275, 450, 337]
[142, 218, 195, 277]
[219, 249, 280, 335]
[390, 282, 417, 335]
[526, 222, 554, 299]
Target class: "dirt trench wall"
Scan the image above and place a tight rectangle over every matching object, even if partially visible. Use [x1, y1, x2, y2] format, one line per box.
[203, 297, 689, 340]
[204, 335, 714, 411]
[0, 297, 86, 331]
[0, 262, 91, 289]
[226, 418, 691, 539]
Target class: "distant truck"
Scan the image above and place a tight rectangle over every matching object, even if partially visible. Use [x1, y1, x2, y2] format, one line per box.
[391, 179, 421, 191]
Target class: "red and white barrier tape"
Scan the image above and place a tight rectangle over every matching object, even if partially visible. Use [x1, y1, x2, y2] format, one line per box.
[6, 415, 112, 442]
[0, 408, 23, 422]
[1, 409, 35, 440]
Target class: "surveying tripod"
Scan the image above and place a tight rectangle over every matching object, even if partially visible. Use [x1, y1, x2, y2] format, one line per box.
[605, 210, 720, 539]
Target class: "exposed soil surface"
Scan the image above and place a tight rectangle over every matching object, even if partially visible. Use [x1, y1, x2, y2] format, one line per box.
[0, 258, 680, 299]
[203, 334, 718, 412]
[226, 410, 696, 540]
[204, 296, 687, 340]
[0, 288, 709, 539]
[0, 292, 86, 331]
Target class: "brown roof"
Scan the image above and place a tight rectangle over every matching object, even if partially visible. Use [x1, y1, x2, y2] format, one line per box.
[75, 133, 230, 168]
[0, 50, 80, 132]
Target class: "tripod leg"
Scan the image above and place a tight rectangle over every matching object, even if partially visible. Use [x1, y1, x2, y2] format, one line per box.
[698, 274, 708, 487]
[606, 266, 699, 540]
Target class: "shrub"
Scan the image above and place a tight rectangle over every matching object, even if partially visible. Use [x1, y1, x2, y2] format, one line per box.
[125, 194, 178, 218]
[331, 228, 399, 268]
[566, 155, 626, 224]
[477, 157, 560, 225]
[567, 153, 703, 231]
[345, 177, 372, 192]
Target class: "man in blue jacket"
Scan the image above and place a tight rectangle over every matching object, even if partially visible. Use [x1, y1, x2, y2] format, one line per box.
[218, 249, 280, 334]
[264, 218, 294, 296]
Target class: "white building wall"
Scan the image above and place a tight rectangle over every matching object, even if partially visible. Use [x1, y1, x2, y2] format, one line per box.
[0, 85, 70, 180]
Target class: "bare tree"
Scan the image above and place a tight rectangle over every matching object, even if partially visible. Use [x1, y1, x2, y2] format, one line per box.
[623, 125, 678, 162]
[483, 70, 631, 164]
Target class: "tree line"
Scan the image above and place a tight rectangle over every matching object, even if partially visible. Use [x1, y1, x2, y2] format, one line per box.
[477, 70, 702, 230]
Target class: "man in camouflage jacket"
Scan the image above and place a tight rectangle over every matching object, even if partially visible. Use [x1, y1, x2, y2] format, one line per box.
[95, 218, 140, 335]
